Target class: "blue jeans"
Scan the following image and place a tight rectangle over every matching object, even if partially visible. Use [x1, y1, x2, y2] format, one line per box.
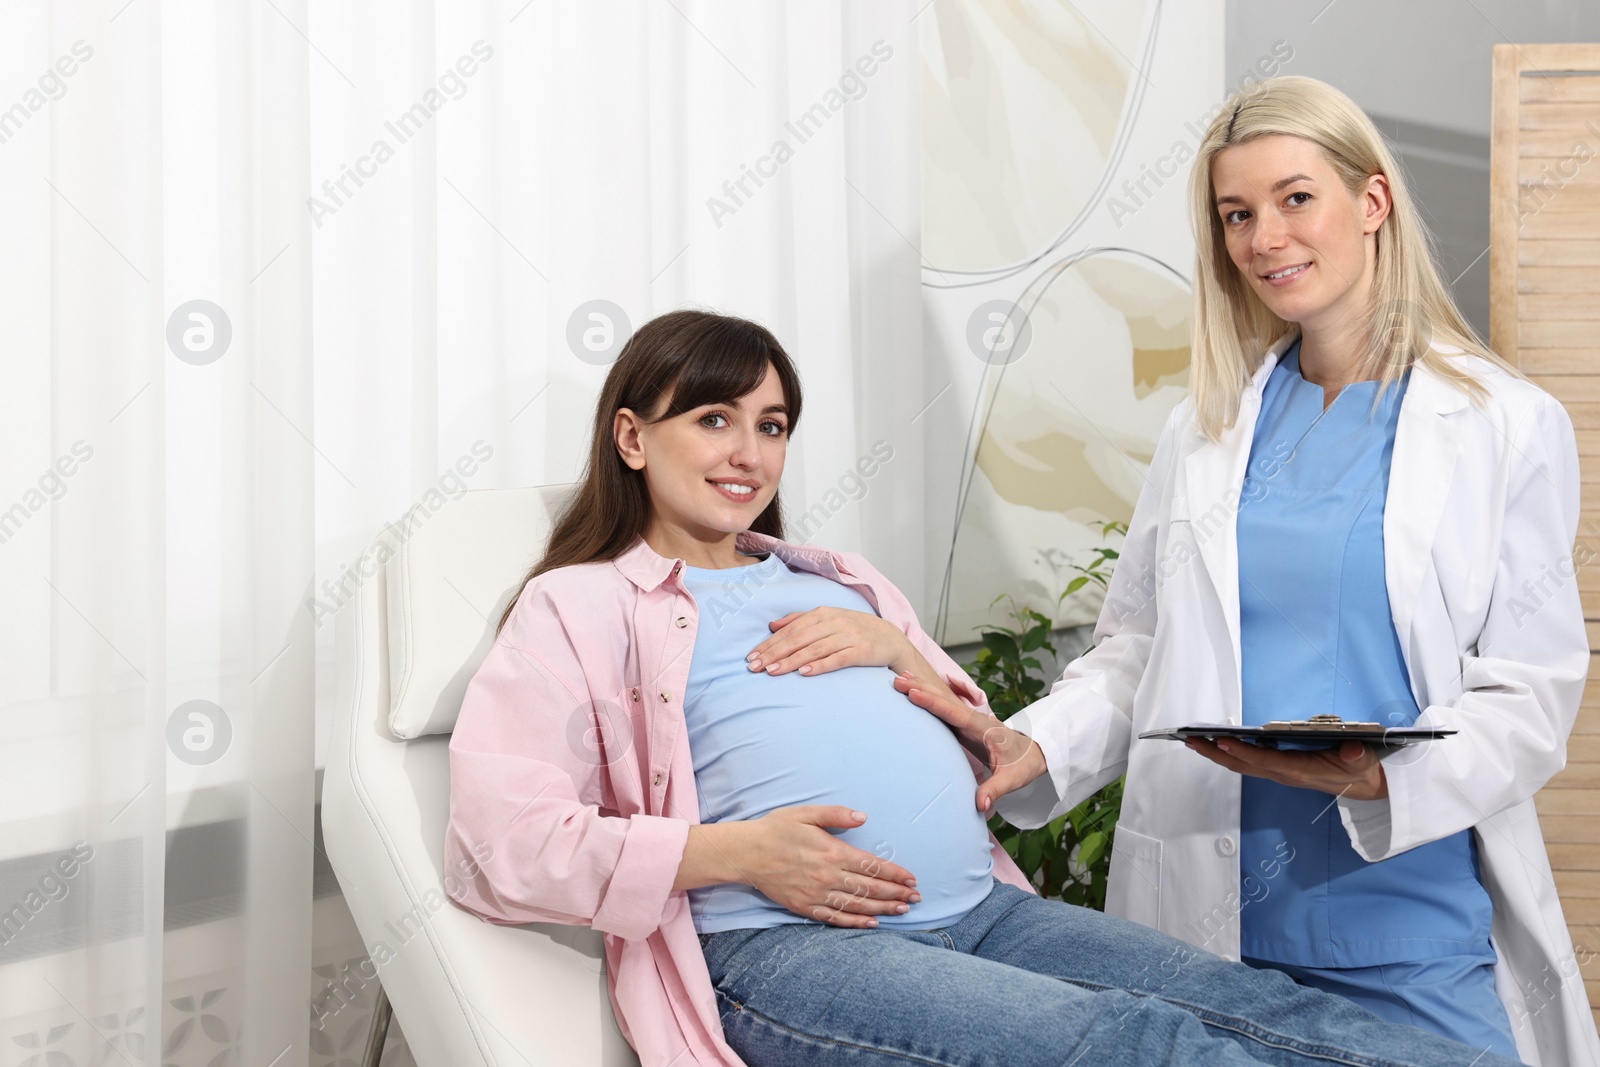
[698, 879, 1523, 1066]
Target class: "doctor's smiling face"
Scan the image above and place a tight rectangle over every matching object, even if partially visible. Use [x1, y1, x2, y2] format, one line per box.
[614, 362, 789, 559]
[1211, 134, 1391, 337]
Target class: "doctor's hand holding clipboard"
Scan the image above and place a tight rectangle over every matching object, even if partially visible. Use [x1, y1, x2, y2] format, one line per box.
[895, 75, 1598, 1067]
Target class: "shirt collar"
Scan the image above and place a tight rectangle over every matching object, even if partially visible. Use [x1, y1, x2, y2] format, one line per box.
[1251, 328, 1300, 395]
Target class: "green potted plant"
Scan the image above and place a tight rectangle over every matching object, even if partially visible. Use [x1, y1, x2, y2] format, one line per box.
[961, 520, 1126, 909]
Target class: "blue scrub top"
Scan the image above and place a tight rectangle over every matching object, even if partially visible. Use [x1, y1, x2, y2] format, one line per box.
[1234, 340, 1497, 969]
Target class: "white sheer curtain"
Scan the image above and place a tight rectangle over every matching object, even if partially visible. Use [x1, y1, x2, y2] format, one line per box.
[0, 1, 920, 1064]
[0, 0, 314, 1065]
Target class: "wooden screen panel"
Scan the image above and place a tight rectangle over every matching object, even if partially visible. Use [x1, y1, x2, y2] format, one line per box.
[1491, 42, 1600, 1027]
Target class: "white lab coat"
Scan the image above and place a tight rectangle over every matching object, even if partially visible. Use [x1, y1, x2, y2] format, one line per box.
[997, 331, 1600, 1066]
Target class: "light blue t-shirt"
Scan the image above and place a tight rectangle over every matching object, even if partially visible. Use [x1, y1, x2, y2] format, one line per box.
[679, 553, 994, 933]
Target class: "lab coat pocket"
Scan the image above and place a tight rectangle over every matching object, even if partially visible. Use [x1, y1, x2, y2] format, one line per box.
[1105, 824, 1164, 928]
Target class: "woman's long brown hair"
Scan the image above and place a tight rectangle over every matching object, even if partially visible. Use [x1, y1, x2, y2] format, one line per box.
[496, 309, 803, 633]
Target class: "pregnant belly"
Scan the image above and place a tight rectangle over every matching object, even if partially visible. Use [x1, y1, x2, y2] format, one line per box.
[687, 668, 995, 925]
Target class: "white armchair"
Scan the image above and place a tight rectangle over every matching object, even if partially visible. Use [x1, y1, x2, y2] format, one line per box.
[322, 484, 640, 1067]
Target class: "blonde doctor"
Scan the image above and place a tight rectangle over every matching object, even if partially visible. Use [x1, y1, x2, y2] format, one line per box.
[897, 77, 1598, 1066]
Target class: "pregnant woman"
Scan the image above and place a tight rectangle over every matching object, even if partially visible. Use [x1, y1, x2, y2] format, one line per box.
[900, 76, 1597, 1066]
[445, 308, 1524, 1067]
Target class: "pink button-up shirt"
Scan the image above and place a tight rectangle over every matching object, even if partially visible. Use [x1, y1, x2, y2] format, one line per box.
[445, 532, 1033, 1067]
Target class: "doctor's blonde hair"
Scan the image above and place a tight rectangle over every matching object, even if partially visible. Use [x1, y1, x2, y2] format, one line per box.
[1186, 75, 1520, 440]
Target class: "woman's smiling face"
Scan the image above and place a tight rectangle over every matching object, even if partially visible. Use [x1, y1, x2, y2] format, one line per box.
[1210, 134, 1390, 331]
[615, 362, 789, 543]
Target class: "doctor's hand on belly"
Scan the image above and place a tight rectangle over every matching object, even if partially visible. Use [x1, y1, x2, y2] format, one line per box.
[1182, 737, 1388, 801]
[890, 675, 1048, 814]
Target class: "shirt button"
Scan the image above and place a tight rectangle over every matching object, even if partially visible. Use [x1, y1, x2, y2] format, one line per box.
[675, 617, 687, 628]
[652, 772, 663, 786]
[659, 692, 670, 703]
[1216, 836, 1237, 858]
[630, 687, 639, 702]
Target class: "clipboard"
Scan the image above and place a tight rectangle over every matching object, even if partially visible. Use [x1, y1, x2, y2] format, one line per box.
[1138, 717, 1455, 752]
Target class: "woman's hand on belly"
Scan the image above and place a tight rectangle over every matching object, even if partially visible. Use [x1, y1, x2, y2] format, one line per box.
[1183, 737, 1388, 800]
[675, 805, 923, 928]
[747, 607, 919, 678]
[747, 607, 966, 706]
[678, 809, 928, 927]
[892, 674, 1048, 813]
